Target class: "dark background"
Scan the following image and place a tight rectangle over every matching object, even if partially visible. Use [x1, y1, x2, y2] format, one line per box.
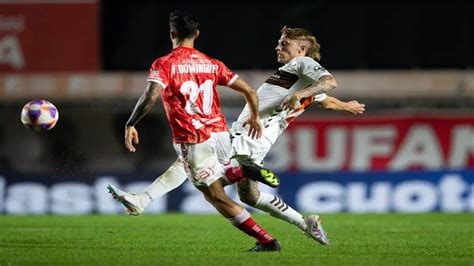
[101, 1, 474, 71]
[1, 1, 473, 175]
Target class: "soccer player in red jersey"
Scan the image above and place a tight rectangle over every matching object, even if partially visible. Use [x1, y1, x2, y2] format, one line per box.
[109, 10, 281, 252]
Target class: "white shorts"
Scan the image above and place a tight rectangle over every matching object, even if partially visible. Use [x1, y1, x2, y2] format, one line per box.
[230, 117, 283, 165]
[173, 131, 232, 187]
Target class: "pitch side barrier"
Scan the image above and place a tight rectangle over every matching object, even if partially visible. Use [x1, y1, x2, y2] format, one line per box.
[0, 70, 473, 100]
[0, 170, 472, 215]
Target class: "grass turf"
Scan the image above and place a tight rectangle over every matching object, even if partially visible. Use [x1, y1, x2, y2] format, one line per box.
[0, 213, 473, 265]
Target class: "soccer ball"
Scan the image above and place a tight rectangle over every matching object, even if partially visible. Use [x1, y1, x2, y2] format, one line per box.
[20, 99, 59, 132]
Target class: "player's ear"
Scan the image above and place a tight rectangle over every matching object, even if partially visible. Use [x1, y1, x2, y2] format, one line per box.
[194, 30, 200, 39]
[299, 43, 308, 55]
[170, 30, 177, 40]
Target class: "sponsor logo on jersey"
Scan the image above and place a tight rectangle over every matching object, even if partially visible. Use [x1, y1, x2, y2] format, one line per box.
[313, 65, 326, 73]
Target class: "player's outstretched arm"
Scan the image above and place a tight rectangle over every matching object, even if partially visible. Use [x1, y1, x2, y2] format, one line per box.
[229, 77, 262, 139]
[124, 82, 163, 152]
[282, 75, 337, 110]
[318, 96, 365, 115]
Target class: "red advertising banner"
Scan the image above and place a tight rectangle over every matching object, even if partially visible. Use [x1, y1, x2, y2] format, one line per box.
[268, 115, 474, 172]
[0, 1, 99, 72]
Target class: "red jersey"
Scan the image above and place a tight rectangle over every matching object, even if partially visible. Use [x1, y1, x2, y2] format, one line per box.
[147, 47, 237, 144]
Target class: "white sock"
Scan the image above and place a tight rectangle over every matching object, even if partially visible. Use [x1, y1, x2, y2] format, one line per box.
[135, 192, 152, 208]
[227, 209, 251, 226]
[142, 159, 188, 200]
[255, 192, 307, 230]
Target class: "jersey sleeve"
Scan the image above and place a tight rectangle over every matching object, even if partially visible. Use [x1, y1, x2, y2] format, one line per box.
[146, 59, 168, 88]
[298, 57, 332, 81]
[215, 60, 238, 86]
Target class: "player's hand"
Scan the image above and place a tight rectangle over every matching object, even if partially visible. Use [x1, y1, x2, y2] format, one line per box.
[346, 100, 366, 115]
[281, 93, 300, 110]
[242, 117, 263, 139]
[125, 126, 139, 152]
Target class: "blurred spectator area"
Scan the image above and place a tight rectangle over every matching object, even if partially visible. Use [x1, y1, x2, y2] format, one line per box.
[100, 2, 474, 70]
[1, 70, 473, 104]
[0, 70, 472, 174]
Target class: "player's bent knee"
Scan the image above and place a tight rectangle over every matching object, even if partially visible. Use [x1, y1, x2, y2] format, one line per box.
[239, 192, 259, 206]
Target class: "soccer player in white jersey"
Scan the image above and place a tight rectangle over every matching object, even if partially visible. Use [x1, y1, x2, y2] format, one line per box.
[109, 25, 365, 246]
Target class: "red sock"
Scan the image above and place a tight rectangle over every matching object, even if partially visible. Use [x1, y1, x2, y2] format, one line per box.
[225, 166, 245, 183]
[237, 217, 274, 243]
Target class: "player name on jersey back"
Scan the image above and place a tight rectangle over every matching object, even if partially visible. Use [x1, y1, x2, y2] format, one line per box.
[171, 63, 219, 74]
[171, 57, 219, 75]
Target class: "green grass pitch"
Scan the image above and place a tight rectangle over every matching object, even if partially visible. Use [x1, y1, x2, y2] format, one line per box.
[0, 213, 473, 265]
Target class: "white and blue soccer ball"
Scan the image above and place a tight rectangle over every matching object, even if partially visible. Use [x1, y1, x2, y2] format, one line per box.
[20, 99, 59, 132]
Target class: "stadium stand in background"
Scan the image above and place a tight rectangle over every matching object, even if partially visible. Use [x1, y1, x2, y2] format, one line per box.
[0, 1, 472, 214]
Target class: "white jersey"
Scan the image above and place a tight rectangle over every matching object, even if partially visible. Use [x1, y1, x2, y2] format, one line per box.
[235, 56, 331, 129]
[229, 57, 332, 164]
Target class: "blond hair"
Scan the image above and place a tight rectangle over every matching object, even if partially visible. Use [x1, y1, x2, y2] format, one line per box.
[281, 26, 321, 61]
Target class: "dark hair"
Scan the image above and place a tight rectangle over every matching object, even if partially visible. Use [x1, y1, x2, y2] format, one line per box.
[169, 10, 199, 40]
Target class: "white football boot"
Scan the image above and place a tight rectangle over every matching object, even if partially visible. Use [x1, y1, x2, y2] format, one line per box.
[107, 184, 148, 216]
[303, 214, 330, 245]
